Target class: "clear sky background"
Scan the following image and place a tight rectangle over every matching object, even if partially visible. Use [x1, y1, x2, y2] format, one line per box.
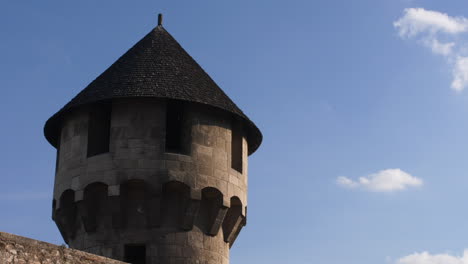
[3, 1, 468, 263]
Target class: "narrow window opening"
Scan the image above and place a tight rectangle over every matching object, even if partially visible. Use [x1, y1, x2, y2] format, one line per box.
[55, 131, 61, 173]
[231, 121, 243, 173]
[124, 244, 146, 264]
[87, 103, 111, 157]
[52, 199, 57, 220]
[165, 101, 187, 154]
[52, 199, 56, 211]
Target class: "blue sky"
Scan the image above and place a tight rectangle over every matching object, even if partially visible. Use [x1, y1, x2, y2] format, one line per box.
[4, 0, 468, 263]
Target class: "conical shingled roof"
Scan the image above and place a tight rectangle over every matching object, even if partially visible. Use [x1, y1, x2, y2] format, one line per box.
[44, 24, 262, 154]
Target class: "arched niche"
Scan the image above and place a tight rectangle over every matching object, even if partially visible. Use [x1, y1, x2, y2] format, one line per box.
[161, 181, 190, 228]
[222, 196, 244, 245]
[81, 182, 108, 232]
[56, 189, 77, 242]
[197, 187, 227, 236]
[121, 180, 149, 228]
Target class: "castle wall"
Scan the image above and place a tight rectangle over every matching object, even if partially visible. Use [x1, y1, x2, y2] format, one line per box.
[52, 98, 248, 263]
[0, 232, 126, 264]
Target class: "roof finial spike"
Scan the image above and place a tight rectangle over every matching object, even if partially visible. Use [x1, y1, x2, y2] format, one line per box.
[158, 13, 163, 26]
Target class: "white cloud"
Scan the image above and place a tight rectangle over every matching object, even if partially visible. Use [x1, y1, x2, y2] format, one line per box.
[394, 8, 468, 37]
[394, 8, 468, 91]
[337, 169, 422, 192]
[336, 176, 358, 188]
[423, 38, 455, 56]
[397, 250, 468, 264]
[452, 56, 468, 92]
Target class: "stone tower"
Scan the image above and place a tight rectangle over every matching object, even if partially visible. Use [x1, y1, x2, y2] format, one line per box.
[43, 15, 262, 264]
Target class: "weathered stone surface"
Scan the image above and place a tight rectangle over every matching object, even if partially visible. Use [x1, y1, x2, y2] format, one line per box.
[50, 101, 249, 263]
[0, 232, 126, 264]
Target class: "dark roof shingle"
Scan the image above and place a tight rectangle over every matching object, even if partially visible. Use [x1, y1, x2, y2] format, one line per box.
[44, 25, 262, 154]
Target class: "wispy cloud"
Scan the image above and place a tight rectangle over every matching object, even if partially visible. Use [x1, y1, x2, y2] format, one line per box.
[423, 38, 455, 56]
[394, 8, 468, 92]
[394, 8, 468, 36]
[336, 169, 423, 192]
[396, 249, 468, 264]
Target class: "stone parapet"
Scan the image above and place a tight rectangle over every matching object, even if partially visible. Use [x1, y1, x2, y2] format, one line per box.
[0, 231, 126, 264]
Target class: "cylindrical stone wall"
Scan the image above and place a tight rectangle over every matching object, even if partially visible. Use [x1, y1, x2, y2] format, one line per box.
[52, 98, 248, 264]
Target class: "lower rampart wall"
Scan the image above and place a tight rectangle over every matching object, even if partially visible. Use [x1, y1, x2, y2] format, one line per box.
[0, 231, 126, 264]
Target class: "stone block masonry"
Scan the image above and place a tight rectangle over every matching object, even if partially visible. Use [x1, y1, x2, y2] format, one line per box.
[52, 100, 246, 263]
[0, 232, 126, 264]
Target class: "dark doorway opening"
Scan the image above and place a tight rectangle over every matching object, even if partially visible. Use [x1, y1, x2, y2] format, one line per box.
[124, 244, 146, 264]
